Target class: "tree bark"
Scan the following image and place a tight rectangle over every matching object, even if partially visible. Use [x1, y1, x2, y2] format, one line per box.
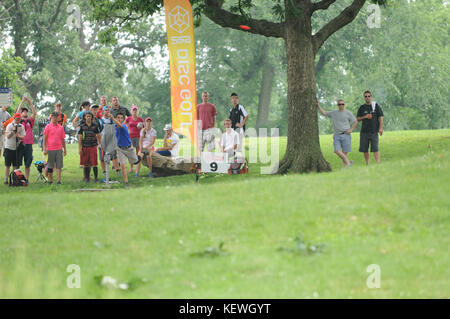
[256, 41, 275, 130]
[278, 2, 331, 173]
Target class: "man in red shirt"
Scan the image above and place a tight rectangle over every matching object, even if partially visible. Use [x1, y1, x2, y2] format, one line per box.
[197, 91, 218, 152]
[43, 112, 67, 184]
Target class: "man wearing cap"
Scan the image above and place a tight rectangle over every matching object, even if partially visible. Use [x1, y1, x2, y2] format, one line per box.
[0, 105, 11, 159]
[110, 96, 131, 119]
[112, 113, 141, 186]
[125, 105, 144, 173]
[156, 124, 179, 157]
[317, 99, 358, 168]
[17, 96, 37, 183]
[3, 113, 25, 184]
[136, 117, 156, 178]
[78, 112, 101, 182]
[43, 112, 66, 184]
[197, 91, 218, 153]
[99, 106, 120, 177]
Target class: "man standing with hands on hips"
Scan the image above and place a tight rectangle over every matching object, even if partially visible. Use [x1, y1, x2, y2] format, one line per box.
[357, 91, 384, 165]
[229, 93, 249, 152]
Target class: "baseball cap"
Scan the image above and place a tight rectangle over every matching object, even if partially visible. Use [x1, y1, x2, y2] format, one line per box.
[145, 117, 152, 122]
[163, 124, 172, 131]
[131, 105, 138, 111]
[14, 113, 21, 119]
[103, 106, 110, 111]
[91, 104, 99, 109]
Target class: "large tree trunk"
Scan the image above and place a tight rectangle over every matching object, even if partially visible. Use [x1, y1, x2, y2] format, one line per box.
[278, 6, 331, 174]
[256, 41, 275, 130]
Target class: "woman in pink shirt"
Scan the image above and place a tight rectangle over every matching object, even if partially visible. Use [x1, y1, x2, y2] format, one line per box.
[125, 105, 144, 173]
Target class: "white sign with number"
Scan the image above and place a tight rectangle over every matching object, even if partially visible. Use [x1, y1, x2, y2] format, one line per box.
[0, 88, 12, 107]
[201, 152, 229, 174]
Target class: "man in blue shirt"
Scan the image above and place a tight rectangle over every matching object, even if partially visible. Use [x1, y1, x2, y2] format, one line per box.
[112, 113, 141, 186]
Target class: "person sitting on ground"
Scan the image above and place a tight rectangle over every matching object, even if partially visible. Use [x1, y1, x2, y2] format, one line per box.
[156, 124, 179, 158]
[3, 113, 25, 185]
[220, 119, 240, 160]
[136, 117, 156, 178]
[112, 113, 141, 187]
[78, 112, 101, 182]
[43, 112, 66, 184]
[317, 99, 358, 168]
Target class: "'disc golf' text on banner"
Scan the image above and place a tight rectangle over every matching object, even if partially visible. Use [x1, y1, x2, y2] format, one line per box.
[164, 0, 198, 150]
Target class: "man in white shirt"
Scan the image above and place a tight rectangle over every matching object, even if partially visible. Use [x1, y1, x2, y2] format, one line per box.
[4, 113, 26, 184]
[156, 124, 179, 157]
[220, 119, 240, 160]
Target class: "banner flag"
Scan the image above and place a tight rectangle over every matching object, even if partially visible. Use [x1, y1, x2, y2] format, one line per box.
[164, 0, 198, 152]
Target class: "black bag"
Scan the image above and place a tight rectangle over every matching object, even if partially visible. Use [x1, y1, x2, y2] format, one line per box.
[9, 169, 27, 187]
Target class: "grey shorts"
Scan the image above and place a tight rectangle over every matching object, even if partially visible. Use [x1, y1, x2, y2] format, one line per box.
[47, 150, 63, 169]
[333, 133, 351, 152]
[131, 137, 140, 149]
[117, 146, 139, 165]
[0, 134, 4, 150]
[359, 132, 379, 153]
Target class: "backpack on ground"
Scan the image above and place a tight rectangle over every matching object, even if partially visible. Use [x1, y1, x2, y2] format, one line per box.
[228, 158, 249, 175]
[9, 169, 27, 187]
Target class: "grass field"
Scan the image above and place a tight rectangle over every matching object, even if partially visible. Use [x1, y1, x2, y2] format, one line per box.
[0, 129, 449, 298]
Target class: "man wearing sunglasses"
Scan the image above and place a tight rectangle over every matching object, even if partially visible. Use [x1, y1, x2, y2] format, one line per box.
[357, 91, 384, 165]
[317, 99, 358, 168]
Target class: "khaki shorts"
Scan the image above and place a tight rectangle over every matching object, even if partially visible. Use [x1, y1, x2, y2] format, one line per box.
[117, 146, 139, 165]
[47, 150, 63, 169]
[0, 133, 4, 150]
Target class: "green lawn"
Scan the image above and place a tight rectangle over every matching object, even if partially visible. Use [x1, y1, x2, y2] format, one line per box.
[0, 129, 449, 298]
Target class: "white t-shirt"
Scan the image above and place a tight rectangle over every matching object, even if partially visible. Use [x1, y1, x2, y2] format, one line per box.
[221, 129, 240, 152]
[166, 132, 179, 157]
[140, 127, 157, 149]
[5, 122, 25, 150]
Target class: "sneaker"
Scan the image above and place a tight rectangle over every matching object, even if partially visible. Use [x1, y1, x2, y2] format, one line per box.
[134, 173, 139, 178]
[83, 178, 89, 183]
[48, 181, 53, 185]
[124, 182, 130, 188]
[4, 181, 8, 185]
[57, 181, 61, 185]
[101, 178, 107, 183]
[148, 172, 153, 178]
[347, 160, 354, 168]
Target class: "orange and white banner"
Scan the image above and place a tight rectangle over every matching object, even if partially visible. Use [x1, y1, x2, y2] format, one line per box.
[164, 0, 198, 151]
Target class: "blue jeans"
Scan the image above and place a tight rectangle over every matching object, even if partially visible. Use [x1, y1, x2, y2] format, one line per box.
[156, 150, 171, 157]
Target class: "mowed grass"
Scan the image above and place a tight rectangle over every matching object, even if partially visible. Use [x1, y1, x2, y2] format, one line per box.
[0, 129, 449, 298]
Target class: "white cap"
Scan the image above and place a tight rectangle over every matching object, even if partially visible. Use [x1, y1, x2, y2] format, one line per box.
[163, 124, 172, 131]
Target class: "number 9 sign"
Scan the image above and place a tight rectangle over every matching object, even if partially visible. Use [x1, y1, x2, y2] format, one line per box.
[201, 152, 229, 174]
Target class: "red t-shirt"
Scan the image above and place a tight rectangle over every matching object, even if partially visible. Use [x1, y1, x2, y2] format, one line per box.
[125, 116, 144, 138]
[43, 123, 66, 151]
[197, 103, 218, 130]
